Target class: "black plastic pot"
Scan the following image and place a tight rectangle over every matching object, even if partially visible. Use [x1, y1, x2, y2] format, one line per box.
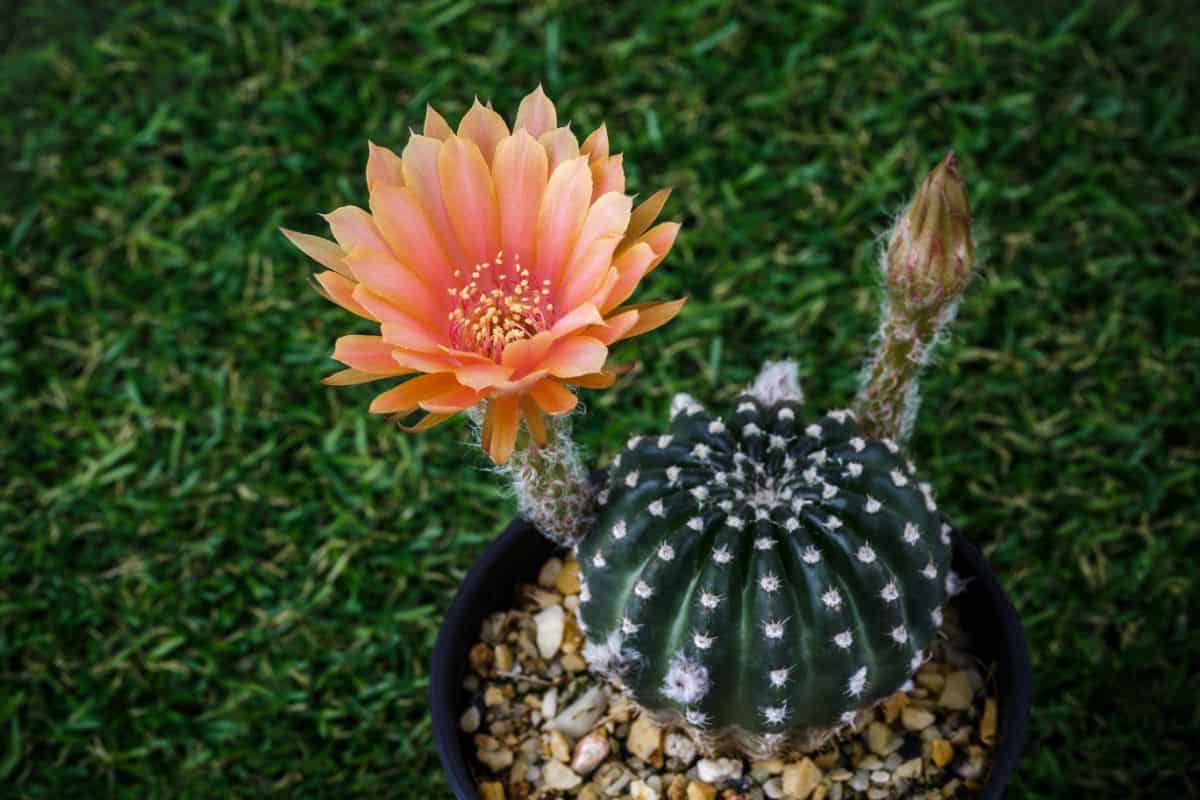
[432, 518, 1031, 798]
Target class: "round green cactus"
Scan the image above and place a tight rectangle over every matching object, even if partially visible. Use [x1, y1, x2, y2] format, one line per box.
[576, 378, 953, 755]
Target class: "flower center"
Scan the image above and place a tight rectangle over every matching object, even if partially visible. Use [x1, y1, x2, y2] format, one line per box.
[447, 251, 554, 359]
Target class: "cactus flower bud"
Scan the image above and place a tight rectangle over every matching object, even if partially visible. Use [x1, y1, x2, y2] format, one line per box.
[885, 152, 974, 318]
[855, 153, 977, 445]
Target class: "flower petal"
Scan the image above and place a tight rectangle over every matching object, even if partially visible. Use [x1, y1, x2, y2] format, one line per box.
[580, 123, 609, 163]
[369, 373, 460, 414]
[366, 142, 405, 192]
[590, 154, 625, 200]
[530, 379, 578, 415]
[351, 285, 444, 336]
[486, 394, 521, 464]
[559, 191, 632, 309]
[589, 307, 639, 345]
[521, 397, 549, 446]
[453, 363, 514, 391]
[322, 367, 411, 386]
[639, 221, 681, 274]
[458, 99, 510, 165]
[420, 386, 485, 413]
[548, 303, 604, 338]
[400, 411, 456, 432]
[369, 184, 455, 288]
[541, 335, 608, 378]
[391, 348, 460, 373]
[379, 319, 446, 352]
[620, 188, 672, 251]
[601, 241, 656, 313]
[609, 297, 687, 342]
[492, 128, 548, 265]
[282, 228, 349, 277]
[313, 271, 375, 320]
[500, 330, 556, 376]
[344, 247, 444, 325]
[438, 135, 501, 268]
[323, 206, 390, 254]
[423, 105, 453, 140]
[402, 134, 468, 268]
[333, 335, 405, 373]
[514, 85, 557, 138]
[564, 369, 619, 389]
[535, 157, 592, 287]
[539, 126, 580, 174]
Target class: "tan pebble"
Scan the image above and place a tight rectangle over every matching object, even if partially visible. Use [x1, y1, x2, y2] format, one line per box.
[980, 697, 998, 746]
[537, 557, 563, 589]
[870, 770, 889, 784]
[812, 749, 838, 770]
[630, 779, 660, 800]
[543, 759, 583, 790]
[901, 706, 936, 731]
[867, 788, 889, 800]
[478, 782, 505, 800]
[686, 782, 717, 800]
[938, 671, 973, 710]
[571, 732, 610, 775]
[829, 768, 852, 781]
[752, 758, 785, 777]
[494, 644, 514, 671]
[916, 670, 945, 693]
[534, 605, 565, 659]
[458, 705, 480, 733]
[811, 786, 828, 800]
[469, 643, 494, 675]
[475, 747, 513, 772]
[483, 686, 506, 707]
[547, 728, 571, 762]
[556, 559, 582, 595]
[781, 757, 823, 799]
[562, 652, 587, 673]
[667, 775, 688, 800]
[882, 692, 909, 724]
[895, 757, 922, 779]
[627, 714, 664, 765]
[510, 758, 526, 782]
[931, 738, 954, 769]
[865, 722, 894, 757]
[577, 786, 600, 800]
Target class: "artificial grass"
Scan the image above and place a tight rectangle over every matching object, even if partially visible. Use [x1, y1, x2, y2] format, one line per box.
[2, 1, 1198, 797]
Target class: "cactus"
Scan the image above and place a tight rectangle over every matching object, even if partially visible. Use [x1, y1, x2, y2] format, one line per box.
[855, 152, 976, 444]
[575, 363, 952, 757]
[501, 415, 594, 546]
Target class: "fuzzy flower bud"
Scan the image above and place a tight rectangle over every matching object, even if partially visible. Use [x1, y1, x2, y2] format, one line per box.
[885, 152, 974, 317]
[855, 153, 978, 445]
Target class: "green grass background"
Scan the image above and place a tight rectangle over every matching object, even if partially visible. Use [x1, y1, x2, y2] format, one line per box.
[2, 0, 1198, 797]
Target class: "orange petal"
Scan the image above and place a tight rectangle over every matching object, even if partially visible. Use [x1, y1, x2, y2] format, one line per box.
[601, 242, 656, 313]
[369, 373, 460, 414]
[481, 402, 495, 455]
[560, 191, 632, 308]
[609, 297, 687, 342]
[583, 267, 621, 312]
[486, 395, 521, 464]
[530, 379, 578, 415]
[535, 157, 592, 286]
[590, 308, 639, 345]
[580, 123, 609, 163]
[322, 367, 411, 386]
[313, 271, 375, 320]
[369, 184, 455, 288]
[438, 136, 501, 268]
[539, 126, 580, 174]
[400, 411, 455, 432]
[403, 134, 468, 269]
[391, 348, 460, 373]
[590, 154, 625, 200]
[366, 142, 405, 192]
[640, 221, 681, 274]
[621, 188, 672, 250]
[500, 330, 557, 376]
[344, 248, 444, 325]
[423, 105, 453, 140]
[492, 129, 548, 265]
[521, 397, 549, 447]
[548, 303, 604, 338]
[323, 206, 390, 254]
[541, 336, 608, 378]
[420, 386, 485, 413]
[514, 85, 557, 138]
[564, 370, 618, 389]
[453, 363, 514, 391]
[282, 228, 349, 277]
[352, 286, 442, 334]
[457, 99, 510, 165]
[379, 319, 446, 352]
[333, 335, 406, 373]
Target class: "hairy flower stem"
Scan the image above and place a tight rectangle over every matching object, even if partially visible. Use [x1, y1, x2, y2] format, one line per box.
[855, 152, 975, 444]
[504, 416, 594, 546]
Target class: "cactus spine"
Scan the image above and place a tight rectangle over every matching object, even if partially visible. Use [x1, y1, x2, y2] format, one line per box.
[502, 414, 594, 545]
[855, 152, 976, 444]
[575, 363, 952, 757]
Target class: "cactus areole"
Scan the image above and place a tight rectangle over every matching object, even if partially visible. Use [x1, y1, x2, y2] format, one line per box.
[575, 390, 954, 756]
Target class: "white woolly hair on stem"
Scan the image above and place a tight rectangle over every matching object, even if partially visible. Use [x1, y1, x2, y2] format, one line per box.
[747, 360, 804, 405]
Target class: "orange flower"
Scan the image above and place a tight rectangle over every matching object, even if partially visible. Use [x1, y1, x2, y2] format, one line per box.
[283, 87, 684, 463]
